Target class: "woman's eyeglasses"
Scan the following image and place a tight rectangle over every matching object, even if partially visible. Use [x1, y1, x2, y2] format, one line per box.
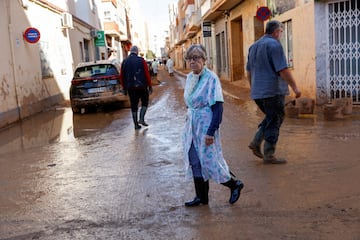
[185, 55, 202, 61]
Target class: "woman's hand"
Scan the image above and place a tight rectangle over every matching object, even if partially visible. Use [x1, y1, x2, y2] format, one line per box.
[205, 135, 214, 146]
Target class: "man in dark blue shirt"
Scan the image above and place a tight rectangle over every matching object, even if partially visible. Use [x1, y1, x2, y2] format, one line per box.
[246, 20, 301, 164]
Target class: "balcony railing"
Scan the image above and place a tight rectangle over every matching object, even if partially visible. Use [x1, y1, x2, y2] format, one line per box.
[104, 21, 120, 37]
[187, 10, 201, 32]
[203, 0, 245, 21]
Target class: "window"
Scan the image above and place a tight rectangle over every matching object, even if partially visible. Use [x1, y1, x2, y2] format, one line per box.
[216, 34, 222, 71]
[216, 31, 227, 73]
[83, 39, 90, 62]
[220, 31, 226, 72]
[79, 41, 84, 62]
[280, 20, 293, 67]
[90, 0, 96, 13]
[104, 11, 111, 21]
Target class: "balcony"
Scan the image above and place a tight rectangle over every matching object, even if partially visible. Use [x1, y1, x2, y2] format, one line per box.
[175, 30, 187, 46]
[188, 10, 201, 32]
[101, 0, 117, 7]
[120, 33, 129, 42]
[203, 0, 245, 21]
[104, 21, 120, 38]
[183, 9, 200, 39]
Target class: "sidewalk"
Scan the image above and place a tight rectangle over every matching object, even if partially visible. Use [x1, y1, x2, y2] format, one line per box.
[174, 68, 360, 121]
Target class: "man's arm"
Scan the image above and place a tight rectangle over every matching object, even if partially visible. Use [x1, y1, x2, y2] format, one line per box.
[119, 63, 125, 89]
[279, 68, 301, 98]
[142, 60, 152, 87]
[246, 71, 251, 87]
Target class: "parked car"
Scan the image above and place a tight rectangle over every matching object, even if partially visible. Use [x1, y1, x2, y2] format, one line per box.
[70, 60, 130, 113]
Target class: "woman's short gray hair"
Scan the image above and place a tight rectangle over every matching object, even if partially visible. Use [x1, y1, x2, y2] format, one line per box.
[265, 20, 282, 34]
[185, 44, 207, 61]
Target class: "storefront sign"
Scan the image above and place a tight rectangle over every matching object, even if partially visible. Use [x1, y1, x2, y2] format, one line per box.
[23, 27, 40, 43]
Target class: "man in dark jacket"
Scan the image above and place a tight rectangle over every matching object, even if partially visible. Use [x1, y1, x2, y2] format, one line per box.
[120, 46, 153, 129]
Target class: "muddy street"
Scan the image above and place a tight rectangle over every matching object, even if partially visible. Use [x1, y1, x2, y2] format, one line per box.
[0, 67, 359, 240]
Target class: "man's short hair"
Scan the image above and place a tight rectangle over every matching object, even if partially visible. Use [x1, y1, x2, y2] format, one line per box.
[130, 45, 139, 54]
[265, 20, 282, 34]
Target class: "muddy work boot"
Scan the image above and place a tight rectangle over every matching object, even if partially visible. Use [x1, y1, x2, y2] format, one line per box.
[249, 126, 264, 158]
[263, 141, 287, 164]
[248, 142, 263, 159]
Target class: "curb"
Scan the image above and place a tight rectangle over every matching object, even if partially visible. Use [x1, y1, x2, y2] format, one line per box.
[222, 90, 241, 100]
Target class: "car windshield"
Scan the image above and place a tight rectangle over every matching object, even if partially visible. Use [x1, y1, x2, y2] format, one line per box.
[74, 64, 119, 78]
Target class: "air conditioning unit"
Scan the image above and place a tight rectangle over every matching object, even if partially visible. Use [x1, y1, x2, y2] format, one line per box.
[61, 12, 73, 29]
[90, 29, 98, 38]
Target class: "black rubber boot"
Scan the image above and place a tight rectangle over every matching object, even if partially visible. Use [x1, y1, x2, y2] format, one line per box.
[132, 111, 141, 129]
[202, 180, 209, 204]
[221, 177, 244, 204]
[139, 107, 148, 126]
[185, 177, 209, 207]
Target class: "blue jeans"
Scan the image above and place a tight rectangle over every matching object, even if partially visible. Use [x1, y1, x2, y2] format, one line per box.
[188, 142, 202, 178]
[254, 95, 285, 145]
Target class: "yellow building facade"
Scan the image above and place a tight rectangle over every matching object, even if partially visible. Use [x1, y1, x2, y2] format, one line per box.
[169, 0, 360, 105]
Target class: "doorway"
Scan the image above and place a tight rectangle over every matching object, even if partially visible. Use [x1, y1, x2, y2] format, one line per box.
[230, 17, 244, 81]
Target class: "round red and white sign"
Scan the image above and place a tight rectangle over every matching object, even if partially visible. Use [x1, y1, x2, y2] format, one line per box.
[23, 27, 41, 43]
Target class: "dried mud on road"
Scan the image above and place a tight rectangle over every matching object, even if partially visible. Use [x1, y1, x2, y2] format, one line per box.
[0, 68, 359, 240]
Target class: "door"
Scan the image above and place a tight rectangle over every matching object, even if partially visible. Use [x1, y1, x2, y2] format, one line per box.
[328, 0, 360, 104]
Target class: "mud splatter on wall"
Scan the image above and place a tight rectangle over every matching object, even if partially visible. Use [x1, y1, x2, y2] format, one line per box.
[39, 41, 54, 79]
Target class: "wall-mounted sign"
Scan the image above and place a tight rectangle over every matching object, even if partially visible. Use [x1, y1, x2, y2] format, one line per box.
[256, 6, 271, 21]
[23, 27, 41, 43]
[203, 22, 211, 38]
[94, 31, 105, 47]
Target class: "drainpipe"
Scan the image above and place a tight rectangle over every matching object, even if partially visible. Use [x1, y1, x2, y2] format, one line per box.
[224, 12, 229, 79]
[6, 0, 21, 120]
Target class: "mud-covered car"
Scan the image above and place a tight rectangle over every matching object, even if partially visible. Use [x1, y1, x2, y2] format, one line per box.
[70, 60, 129, 113]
